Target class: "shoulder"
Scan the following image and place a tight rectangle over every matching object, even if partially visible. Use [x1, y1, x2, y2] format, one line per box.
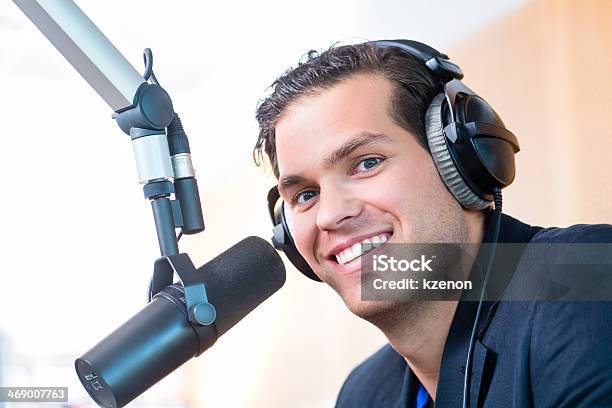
[510, 221, 612, 300]
[516, 221, 612, 405]
[527, 220, 612, 342]
[336, 344, 406, 407]
[528, 300, 612, 406]
[530, 222, 612, 243]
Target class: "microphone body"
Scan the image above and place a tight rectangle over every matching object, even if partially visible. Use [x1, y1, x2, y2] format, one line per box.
[75, 236, 286, 408]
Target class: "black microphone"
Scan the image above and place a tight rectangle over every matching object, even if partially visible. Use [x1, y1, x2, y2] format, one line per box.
[75, 236, 286, 408]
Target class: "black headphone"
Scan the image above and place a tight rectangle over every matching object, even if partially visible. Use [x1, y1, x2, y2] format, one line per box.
[267, 39, 520, 282]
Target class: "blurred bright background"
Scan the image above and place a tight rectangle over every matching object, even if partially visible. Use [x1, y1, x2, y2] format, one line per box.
[0, 0, 610, 407]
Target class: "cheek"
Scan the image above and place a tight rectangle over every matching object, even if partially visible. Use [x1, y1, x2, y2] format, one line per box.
[290, 212, 318, 261]
[356, 157, 442, 230]
[362, 163, 428, 212]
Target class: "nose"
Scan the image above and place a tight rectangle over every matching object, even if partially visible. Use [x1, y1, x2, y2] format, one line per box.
[315, 185, 362, 232]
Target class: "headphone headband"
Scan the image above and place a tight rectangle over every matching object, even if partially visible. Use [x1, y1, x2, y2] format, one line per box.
[372, 39, 464, 83]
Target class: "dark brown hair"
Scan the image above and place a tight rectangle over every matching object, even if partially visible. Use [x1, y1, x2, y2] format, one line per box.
[253, 42, 441, 177]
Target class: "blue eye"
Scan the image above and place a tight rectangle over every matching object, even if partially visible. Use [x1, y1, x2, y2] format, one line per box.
[295, 190, 317, 206]
[354, 157, 383, 174]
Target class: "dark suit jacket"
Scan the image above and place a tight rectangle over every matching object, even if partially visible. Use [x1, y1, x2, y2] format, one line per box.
[336, 212, 612, 407]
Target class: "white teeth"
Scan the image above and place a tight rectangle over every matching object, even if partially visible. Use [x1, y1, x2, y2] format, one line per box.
[371, 234, 390, 248]
[334, 233, 391, 265]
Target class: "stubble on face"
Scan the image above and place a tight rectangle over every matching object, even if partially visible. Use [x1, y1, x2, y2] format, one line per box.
[339, 172, 471, 331]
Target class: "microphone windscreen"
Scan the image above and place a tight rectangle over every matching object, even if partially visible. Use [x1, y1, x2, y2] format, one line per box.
[199, 236, 286, 336]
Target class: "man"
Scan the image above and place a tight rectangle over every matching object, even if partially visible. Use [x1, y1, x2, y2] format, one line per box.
[253, 41, 612, 407]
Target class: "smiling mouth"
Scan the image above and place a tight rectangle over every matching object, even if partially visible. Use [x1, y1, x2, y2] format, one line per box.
[332, 232, 392, 265]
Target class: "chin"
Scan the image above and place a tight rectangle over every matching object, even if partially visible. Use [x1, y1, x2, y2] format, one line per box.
[340, 284, 399, 321]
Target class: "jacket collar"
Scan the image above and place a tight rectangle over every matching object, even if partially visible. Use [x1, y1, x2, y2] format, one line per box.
[394, 211, 542, 408]
[434, 210, 542, 407]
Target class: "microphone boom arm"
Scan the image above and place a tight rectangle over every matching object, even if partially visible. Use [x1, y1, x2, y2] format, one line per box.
[13, 0, 145, 111]
[12, 0, 206, 260]
[13, 0, 213, 347]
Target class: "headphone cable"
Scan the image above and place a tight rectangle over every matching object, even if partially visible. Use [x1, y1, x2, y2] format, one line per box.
[462, 187, 502, 408]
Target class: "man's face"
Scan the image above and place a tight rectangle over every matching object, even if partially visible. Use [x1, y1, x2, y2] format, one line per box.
[275, 73, 468, 319]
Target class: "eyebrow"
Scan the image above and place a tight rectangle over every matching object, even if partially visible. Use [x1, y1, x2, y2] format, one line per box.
[278, 132, 391, 196]
[324, 132, 390, 169]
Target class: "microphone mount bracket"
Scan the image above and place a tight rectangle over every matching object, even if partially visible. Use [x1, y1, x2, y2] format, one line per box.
[151, 253, 217, 327]
[112, 81, 174, 135]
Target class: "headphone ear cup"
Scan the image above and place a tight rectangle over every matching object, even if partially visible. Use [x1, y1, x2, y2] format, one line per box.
[456, 93, 518, 191]
[425, 93, 492, 210]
